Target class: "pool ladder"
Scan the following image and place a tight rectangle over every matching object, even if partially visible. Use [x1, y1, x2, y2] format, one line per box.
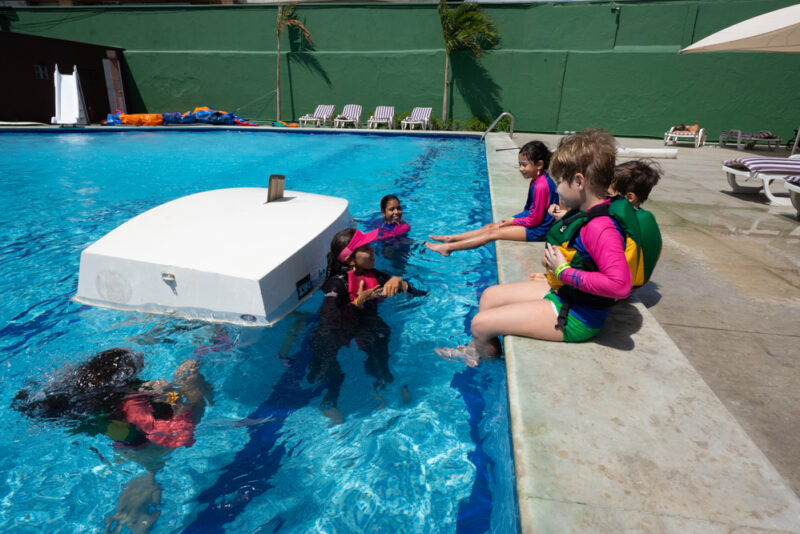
[481, 112, 515, 142]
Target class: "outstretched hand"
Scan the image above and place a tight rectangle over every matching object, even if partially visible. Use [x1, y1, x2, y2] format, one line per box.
[498, 219, 514, 228]
[353, 280, 382, 307]
[381, 276, 406, 297]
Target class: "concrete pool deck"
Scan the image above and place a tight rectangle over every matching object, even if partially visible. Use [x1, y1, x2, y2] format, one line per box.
[484, 133, 800, 533]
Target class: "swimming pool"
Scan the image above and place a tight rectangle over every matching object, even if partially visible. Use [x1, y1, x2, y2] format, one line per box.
[0, 130, 518, 533]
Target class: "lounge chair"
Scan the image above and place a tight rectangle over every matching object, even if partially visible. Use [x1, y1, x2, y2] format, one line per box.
[401, 107, 433, 130]
[367, 106, 395, 129]
[784, 177, 800, 219]
[664, 126, 706, 148]
[722, 155, 800, 206]
[333, 104, 362, 129]
[719, 129, 781, 151]
[298, 105, 335, 128]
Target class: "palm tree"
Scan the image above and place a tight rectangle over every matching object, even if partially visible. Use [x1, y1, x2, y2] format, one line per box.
[276, 3, 313, 122]
[438, 0, 498, 126]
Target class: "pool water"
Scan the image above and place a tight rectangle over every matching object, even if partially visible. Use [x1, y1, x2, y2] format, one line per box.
[0, 130, 518, 533]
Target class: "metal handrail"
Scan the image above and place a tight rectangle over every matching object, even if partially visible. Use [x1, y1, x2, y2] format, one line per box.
[481, 112, 515, 142]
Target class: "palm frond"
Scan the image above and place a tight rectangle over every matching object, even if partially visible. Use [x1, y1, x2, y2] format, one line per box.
[284, 19, 313, 46]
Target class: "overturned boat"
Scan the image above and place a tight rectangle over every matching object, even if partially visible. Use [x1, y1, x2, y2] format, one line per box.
[74, 186, 351, 326]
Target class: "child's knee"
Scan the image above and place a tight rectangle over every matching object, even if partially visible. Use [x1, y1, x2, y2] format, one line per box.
[479, 286, 501, 310]
[470, 312, 493, 339]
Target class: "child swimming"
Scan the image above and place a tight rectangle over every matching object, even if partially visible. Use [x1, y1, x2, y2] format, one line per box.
[425, 140, 558, 256]
[436, 130, 635, 366]
[375, 194, 411, 241]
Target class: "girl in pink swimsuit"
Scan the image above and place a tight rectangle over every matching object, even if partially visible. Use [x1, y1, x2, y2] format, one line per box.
[425, 140, 558, 256]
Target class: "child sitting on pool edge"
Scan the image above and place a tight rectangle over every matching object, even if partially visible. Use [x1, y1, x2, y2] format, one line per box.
[425, 140, 558, 256]
[544, 159, 662, 289]
[436, 129, 633, 366]
[608, 159, 662, 287]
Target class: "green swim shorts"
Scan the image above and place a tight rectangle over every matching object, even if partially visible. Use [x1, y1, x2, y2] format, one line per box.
[543, 291, 601, 343]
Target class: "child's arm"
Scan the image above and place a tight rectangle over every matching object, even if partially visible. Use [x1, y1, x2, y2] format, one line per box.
[377, 222, 411, 240]
[552, 218, 632, 299]
[510, 177, 551, 228]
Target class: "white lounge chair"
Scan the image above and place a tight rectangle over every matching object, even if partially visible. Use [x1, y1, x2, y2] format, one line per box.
[722, 155, 800, 206]
[664, 126, 706, 148]
[298, 105, 335, 128]
[401, 107, 433, 130]
[719, 129, 781, 151]
[784, 177, 800, 219]
[367, 106, 395, 129]
[333, 104, 362, 129]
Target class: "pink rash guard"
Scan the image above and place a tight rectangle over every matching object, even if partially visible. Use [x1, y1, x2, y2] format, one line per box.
[512, 174, 551, 228]
[558, 214, 632, 300]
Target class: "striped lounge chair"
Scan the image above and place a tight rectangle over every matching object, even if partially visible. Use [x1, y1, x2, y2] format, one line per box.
[298, 105, 335, 128]
[784, 177, 800, 219]
[664, 126, 706, 148]
[722, 155, 800, 206]
[401, 107, 433, 130]
[367, 106, 395, 129]
[719, 129, 781, 151]
[333, 104, 362, 129]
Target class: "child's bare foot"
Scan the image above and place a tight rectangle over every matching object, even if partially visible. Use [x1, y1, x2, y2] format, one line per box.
[529, 272, 547, 281]
[322, 407, 343, 426]
[434, 345, 480, 367]
[425, 242, 451, 257]
[401, 385, 412, 404]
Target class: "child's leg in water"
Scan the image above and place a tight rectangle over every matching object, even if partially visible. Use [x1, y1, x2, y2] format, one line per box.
[435, 280, 557, 366]
[429, 222, 499, 243]
[425, 225, 527, 257]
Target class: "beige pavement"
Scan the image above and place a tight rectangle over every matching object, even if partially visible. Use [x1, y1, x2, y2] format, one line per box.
[484, 132, 800, 533]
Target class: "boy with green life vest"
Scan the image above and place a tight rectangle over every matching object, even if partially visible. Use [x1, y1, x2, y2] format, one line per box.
[608, 159, 662, 286]
[435, 130, 638, 367]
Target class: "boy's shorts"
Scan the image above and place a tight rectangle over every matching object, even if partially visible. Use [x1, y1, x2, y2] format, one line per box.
[524, 225, 549, 242]
[543, 292, 601, 343]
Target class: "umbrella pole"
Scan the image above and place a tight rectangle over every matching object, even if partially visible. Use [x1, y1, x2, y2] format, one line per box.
[792, 126, 800, 156]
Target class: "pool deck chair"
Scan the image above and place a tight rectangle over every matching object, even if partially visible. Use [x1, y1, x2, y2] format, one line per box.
[785, 177, 800, 219]
[722, 155, 800, 206]
[401, 107, 433, 130]
[51, 64, 89, 126]
[367, 106, 395, 129]
[664, 126, 706, 148]
[719, 129, 781, 151]
[333, 104, 362, 129]
[298, 105, 335, 128]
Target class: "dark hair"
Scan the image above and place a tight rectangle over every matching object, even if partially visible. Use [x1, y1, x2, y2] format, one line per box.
[324, 228, 357, 281]
[12, 348, 143, 421]
[380, 194, 400, 212]
[518, 140, 551, 171]
[549, 129, 616, 194]
[612, 160, 661, 203]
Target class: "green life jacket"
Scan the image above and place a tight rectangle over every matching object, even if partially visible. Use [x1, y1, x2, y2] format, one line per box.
[544, 197, 643, 329]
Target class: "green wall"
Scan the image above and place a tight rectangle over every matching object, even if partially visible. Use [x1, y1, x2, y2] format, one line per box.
[3, 0, 798, 139]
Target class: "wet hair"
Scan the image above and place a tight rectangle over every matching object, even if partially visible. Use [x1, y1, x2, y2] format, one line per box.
[549, 129, 616, 194]
[518, 140, 551, 171]
[380, 194, 400, 212]
[612, 159, 661, 203]
[324, 228, 358, 281]
[12, 348, 143, 421]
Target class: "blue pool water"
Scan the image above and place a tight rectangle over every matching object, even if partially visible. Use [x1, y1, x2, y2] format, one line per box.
[0, 130, 518, 533]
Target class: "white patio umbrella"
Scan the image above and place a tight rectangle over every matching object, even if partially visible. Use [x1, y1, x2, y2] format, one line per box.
[680, 4, 800, 152]
[679, 4, 800, 53]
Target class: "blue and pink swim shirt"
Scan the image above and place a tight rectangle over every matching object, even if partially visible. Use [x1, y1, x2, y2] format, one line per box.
[376, 221, 411, 241]
[512, 173, 559, 240]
